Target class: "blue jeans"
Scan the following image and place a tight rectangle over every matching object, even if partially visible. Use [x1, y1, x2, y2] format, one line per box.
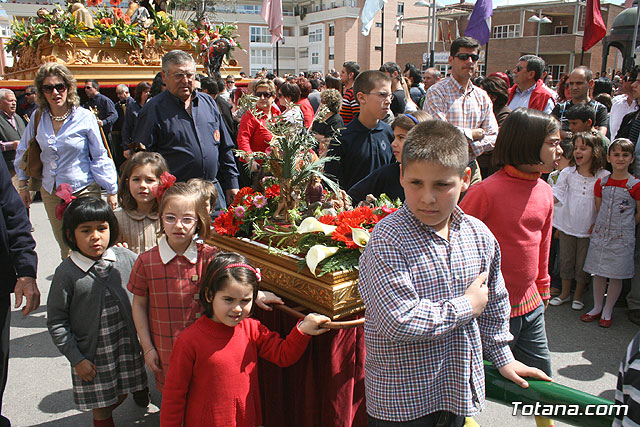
[367, 412, 465, 427]
[509, 301, 552, 376]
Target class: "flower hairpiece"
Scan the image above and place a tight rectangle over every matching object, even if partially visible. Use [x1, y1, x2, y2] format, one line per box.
[224, 263, 262, 282]
[153, 171, 176, 203]
[55, 183, 76, 220]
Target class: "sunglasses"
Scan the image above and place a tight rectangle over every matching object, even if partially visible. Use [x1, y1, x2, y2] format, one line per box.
[255, 91, 274, 98]
[454, 53, 480, 62]
[42, 83, 67, 94]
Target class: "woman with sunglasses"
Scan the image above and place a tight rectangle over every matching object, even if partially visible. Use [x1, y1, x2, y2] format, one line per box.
[14, 62, 118, 260]
[236, 79, 281, 181]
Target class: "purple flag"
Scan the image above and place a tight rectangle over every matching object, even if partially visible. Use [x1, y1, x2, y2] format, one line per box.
[464, 0, 493, 45]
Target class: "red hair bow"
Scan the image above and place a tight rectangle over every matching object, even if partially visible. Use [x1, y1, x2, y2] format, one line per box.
[153, 171, 176, 203]
[55, 183, 76, 220]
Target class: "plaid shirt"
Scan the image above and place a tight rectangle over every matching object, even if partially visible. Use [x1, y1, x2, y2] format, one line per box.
[358, 205, 514, 421]
[424, 76, 498, 160]
[127, 237, 217, 389]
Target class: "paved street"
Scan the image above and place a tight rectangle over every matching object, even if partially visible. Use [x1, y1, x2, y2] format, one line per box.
[3, 200, 638, 426]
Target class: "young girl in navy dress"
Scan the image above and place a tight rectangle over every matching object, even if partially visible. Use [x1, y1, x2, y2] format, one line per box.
[160, 252, 330, 427]
[115, 152, 168, 254]
[581, 138, 640, 327]
[47, 196, 148, 427]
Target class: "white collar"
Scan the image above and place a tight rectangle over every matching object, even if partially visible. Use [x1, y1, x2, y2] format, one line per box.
[158, 235, 198, 265]
[70, 247, 117, 272]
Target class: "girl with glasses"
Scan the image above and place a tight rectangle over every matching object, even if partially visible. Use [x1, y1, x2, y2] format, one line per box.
[14, 62, 118, 260]
[128, 182, 282, 392]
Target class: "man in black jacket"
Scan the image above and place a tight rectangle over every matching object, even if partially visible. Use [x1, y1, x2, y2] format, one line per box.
[0, 159, 39, 426]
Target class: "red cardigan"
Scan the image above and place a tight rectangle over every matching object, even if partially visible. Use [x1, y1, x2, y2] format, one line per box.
[297, 98, 314, 128]
[459, 165, 553, 317]
[507, 80, 556, 112]
[160, 315, 310, 427]
[236, 105, 281, 157]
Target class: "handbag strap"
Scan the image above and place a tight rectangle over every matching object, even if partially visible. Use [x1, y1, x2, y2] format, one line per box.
[32, 109, 42, 140]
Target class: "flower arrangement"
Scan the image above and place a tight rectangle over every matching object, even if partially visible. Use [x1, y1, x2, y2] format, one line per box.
[214, 186, 401, 276]
[192, 20, 243, 60]
[93, 5, 144, 48]
[5, 3, 241, 60]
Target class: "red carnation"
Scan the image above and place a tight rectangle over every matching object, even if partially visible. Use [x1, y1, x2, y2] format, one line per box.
[232, 187, 255, 206]
[265, 184, 280, 199]
[110, 0, 121, 5]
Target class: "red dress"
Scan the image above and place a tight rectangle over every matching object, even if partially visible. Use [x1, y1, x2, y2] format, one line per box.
[127, 241, 218, 390]
[297, 98, 314, 128]
[160, 316, 311, 427]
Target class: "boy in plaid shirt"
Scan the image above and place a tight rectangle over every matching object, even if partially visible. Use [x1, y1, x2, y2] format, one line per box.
[358, 120, 551, 426]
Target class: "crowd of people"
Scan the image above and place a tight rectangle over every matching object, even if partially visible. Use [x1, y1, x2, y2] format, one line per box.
[0, 35, 640, 426]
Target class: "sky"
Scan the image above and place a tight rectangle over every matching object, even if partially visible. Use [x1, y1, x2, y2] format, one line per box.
[440, 0, 625, 7]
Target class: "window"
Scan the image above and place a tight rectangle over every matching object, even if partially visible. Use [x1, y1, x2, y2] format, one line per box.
[312, 52, 319, 65]
[329, 47, 334, 60]
[283, 8, 294, 15]
[554, 26, 568, 34]
[330, 1, 336, 8]
[250, 27, 271, 43]
[309, 28, 323, 42]
[397, 2, 404, 15]
[477, 63, 486, 76]
[492, 24, 520, 39]
[435, 64, 448, 76]
[250, 48, 272, 76]
[300, 26, 309, 36]
[237, 4, 260, 14]
[329, 24, 335, 36]
[548, 64, 566, 85]
[300, 48, 309, 58]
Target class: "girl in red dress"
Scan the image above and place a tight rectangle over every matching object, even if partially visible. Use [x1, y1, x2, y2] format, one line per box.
[160, 252, 330, 427]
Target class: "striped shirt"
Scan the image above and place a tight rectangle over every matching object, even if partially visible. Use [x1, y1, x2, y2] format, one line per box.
[340, 87, 360, 125]
[423, 76, 498, 160]
[614, 331, 640, 426]
[358, 204, 514, 421]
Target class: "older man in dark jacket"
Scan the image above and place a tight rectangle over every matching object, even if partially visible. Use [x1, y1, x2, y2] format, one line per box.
[0, 158, 39, 426]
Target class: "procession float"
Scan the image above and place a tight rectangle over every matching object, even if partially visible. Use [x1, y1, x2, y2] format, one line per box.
[3, 0, 243, 85]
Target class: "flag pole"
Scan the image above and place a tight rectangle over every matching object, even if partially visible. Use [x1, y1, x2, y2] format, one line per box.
[484, 40, 489, 76]
[580, 48, 584, 66]
[276, 40, 280, 75]
[381, 4, 385, 66]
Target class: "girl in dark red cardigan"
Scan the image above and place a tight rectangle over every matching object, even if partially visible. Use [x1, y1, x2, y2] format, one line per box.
[460, 108, 563, 427]
[160, 252, 330, 427]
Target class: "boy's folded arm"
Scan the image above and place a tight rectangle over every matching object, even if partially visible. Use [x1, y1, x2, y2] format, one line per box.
[360, 248, 474, 343]
[478, 242, 515, 369]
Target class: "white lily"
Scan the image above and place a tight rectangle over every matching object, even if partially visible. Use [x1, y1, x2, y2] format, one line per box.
[297, 217, 336, 236]
[351, 227, 370, 248]
[306, 245, 339, 276]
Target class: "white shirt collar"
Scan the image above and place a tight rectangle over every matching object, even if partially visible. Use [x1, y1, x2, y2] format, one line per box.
[70, 247, 117, 272]
[158, 235, 198, 265]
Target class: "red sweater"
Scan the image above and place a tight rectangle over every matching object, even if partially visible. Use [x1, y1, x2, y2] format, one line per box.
[297, 98, 314, 128]
[459, 165, 553, 317]
[160, 315, 310, 427]
[236, 105, 281, 157]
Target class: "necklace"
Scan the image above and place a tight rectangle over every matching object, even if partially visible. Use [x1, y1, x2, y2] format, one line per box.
[50, 108, 71, 122]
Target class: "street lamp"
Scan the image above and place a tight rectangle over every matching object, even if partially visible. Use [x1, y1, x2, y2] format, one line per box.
[528, 9, 551, 56]
[414, 0, 444, 67]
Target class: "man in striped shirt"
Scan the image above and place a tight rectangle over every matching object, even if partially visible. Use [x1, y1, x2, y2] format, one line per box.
[339, 61, 360, 125]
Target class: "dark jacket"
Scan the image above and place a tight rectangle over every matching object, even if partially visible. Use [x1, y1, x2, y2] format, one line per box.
[0, 160, 36, 295]
[616, 109, 640, 140]
[0, 113, 26, 173]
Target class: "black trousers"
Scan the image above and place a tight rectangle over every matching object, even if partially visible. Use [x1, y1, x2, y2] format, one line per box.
[0, 294, 10, 426]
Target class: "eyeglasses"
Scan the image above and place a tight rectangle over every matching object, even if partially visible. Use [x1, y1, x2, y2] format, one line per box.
[454, 53, 480, 62]
[26, 92, 36, 96]
[42, 83, 67, 94]
[366, 92, 394, 101]
[163, 214, 197, 226]
[277, 93, 284, 98]
[255, 91, 274, 98]
[170, 72, 195, 81]
[514, 65, 524, 72]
